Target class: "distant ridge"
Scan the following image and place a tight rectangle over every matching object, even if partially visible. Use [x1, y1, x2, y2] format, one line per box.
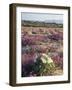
[45, 20, 63, 24]
[22, 20, 63, 24]
[22, 20, 63, 28]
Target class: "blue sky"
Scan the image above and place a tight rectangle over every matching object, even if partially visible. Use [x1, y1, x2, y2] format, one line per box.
[21, 12, 63, 23]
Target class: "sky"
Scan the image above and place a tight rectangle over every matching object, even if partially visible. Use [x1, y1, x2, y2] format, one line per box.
[21, 12, 63, 23]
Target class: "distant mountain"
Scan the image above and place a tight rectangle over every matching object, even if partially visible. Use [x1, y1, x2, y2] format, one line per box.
[44, 20, 63, 24]
[22, 20, 63, 24]
[22, 20, 63, 28]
